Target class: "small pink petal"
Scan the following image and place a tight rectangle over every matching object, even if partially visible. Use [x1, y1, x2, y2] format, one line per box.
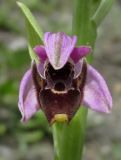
[18, 69, 39, 122]
[83, 65, 112, 113]
[71, 46, 91, 63]
[34, 45, 47, 63]
[44, 32, 77, 70]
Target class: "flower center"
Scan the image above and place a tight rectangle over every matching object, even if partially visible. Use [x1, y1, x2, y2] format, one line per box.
[54, 82, 65, 91]
[45, 62, 74, 91]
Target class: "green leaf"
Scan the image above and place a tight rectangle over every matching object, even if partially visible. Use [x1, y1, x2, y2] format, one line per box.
[92, 0, 114, 26]
[17, 2, 44, 62]
[17, 2, 43, 46]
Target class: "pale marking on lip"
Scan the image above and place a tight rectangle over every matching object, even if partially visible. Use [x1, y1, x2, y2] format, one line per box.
[51, 89, 68, 94]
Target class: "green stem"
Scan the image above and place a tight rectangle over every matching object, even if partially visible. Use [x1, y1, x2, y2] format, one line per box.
[72, 0, 91, 45]
[53, 108, 88, 160]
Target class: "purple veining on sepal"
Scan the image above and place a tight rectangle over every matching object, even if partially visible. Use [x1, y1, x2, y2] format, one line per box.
[83, 65, 112, 113]
[44, 32, 77, 70]
[18, 69, 39, 122]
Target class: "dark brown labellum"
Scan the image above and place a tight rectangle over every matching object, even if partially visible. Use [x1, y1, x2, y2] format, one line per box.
[32, 59, 87, 123]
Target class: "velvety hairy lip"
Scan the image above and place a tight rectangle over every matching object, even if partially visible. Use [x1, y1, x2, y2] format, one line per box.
[32, 59, 87, 123]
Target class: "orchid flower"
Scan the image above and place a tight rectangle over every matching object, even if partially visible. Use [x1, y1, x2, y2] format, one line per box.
[18, 32, 112, 124]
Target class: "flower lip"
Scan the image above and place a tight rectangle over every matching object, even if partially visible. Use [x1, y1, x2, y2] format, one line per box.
[34, 60, 87, 123]
[54, 81, 66, 91]
[40, 88, 81, 122]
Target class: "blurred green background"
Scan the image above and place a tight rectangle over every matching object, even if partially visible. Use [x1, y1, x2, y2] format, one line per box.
[0, 0, 121, 160]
